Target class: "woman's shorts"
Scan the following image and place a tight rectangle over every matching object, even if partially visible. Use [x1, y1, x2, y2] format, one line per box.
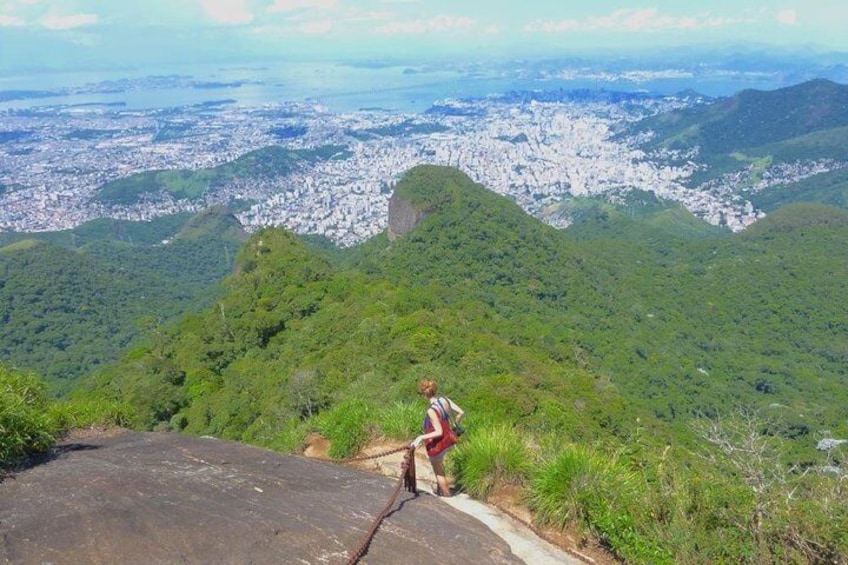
[428, 444, 454, 464]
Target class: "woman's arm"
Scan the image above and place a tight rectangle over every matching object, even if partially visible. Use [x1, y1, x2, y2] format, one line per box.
[411, 407, 444, 447]
[446, 397, 464, 423]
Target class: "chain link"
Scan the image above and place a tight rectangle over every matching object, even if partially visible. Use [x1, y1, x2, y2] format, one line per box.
[345, 446, 417, 564]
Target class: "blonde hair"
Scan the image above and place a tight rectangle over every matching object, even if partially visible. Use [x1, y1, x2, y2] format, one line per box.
[418, 379, 438, 398]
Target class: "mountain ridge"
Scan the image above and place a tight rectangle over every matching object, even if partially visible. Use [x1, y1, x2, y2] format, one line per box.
[0, 207, 247, 387]
[6, 163, 848, 563]
[637, 78, 848, 154]
[81, 165, 848, 443]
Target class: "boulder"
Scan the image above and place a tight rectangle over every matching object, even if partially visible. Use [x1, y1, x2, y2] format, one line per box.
[0, 431, 521, 564]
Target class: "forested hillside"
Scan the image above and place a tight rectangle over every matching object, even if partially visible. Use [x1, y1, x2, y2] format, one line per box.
[350, 167, 848, 442]
[0, 207, 247, 391]
[635, 78, 848, 155]
[5, 164, 848, 562]
[70, 165, 848, 446]
[95, 145, 350, 206]
[71, 165, 848, 562]
[629, 78, 848, 215]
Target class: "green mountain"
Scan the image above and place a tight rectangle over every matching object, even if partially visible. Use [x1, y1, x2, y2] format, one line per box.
[33, 165, 848, 562]
[0, 213, 193, 249]
[85, 166, 848, 449]
[748, 165, 848, 212]
[0, 207, 247, 391]
[95, 145, 351, 206]
[549, 190, 727, 242]
[631, 79, 848, 214]
[365, 168, 848, 437]
[636, 78, 848, 156]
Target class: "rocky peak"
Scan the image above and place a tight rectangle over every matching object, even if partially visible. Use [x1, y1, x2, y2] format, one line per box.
[387, 189, 430, 241]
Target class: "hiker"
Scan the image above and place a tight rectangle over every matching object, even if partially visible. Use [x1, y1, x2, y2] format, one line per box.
[410, 379, 465, 497]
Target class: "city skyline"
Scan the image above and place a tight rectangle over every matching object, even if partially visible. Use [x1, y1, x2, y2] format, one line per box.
[1, 1, 847, 73]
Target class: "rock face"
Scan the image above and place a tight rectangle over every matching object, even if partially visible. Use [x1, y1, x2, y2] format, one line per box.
[817, 438, 848, 451]
[0, 431, 521, 565]
[387, 191, 430, 241]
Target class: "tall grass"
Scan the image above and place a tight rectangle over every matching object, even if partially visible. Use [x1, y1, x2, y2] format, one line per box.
[528, 443, 672, 564]
[267, 416, 311, 454]
[1, 367, 58, 466]
[451, 424, 532, 498]
[375, 401, 420, 440]
[315, 397, 371, 459]
[48, 399, 138, 431]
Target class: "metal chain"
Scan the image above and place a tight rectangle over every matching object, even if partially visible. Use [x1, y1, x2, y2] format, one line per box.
[345, 446, 417, 565]
[310, 444, 412, 466]
[341, 444, 412, 463]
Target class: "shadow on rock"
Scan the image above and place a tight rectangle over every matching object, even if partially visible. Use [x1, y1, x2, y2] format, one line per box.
[2, 442, 102, 483]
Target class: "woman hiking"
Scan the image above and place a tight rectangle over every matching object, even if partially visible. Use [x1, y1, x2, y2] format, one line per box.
[410, 379, 465, 497]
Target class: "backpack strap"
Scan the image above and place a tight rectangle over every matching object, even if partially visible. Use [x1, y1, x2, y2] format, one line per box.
[434, 398, 451, 420]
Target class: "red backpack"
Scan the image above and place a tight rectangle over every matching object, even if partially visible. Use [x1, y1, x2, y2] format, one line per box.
[423, 399, 457, 458]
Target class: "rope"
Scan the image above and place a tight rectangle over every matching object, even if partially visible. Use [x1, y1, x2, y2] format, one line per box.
[345, 446, 417, 565]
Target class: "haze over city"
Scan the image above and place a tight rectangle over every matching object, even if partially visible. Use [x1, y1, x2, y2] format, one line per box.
[1, 0, 847, 72]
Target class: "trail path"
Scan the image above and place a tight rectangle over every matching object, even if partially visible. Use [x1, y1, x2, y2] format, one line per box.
[332, 440, 595, 565]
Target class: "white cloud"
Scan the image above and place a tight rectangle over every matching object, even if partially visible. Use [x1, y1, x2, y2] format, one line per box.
[268, 0, 338, 12]
[199, 0, 254, 25]
[590, 8, 658, 31]
[3, 0, 42, 7]
[526, 8, 758, 34]
[0, 14, 25, 26]
[0, 0, 39, 26]
[374, 14, 475, 35]
[345, 10, 392, 23]
[777, 9, 797, 25]
[298, 18, 332, 33]
[39, 11, 99, 30]
[249, 17, 333, 36]
[250, 24, 282, 36]
[523, 19, 580, 33]
[589, 8, 717, 32]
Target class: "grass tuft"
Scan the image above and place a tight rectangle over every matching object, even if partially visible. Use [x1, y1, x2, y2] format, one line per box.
[1, 367, 58, 466]
[376, 401, 421, 441]
[315, 397, 371, 459]
[452, 424, 532, 498]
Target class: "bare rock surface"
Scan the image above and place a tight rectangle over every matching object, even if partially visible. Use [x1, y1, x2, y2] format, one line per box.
[386, 191, 429, 241]
[0, 430, 522, 564]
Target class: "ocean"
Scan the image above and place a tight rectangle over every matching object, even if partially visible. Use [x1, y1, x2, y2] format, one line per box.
[0, 60, 796, 115]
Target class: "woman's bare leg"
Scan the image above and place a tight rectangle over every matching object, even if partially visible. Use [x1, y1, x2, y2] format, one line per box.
[431, 459, 450, 496]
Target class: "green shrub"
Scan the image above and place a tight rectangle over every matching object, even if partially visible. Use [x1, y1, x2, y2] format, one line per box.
[528, 443, 671, 564]
[316, 397, 371, 459]
[272, 418, 311, 454]
[376, 401, 420, 440]
[1, 366, 58, 466]
[452, 424, 532, 498]
[48, 399, 138, 431]
[528, 444, 611, 526]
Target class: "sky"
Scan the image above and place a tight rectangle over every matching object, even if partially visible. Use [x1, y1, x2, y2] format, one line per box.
[1, 1, 847, 72]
